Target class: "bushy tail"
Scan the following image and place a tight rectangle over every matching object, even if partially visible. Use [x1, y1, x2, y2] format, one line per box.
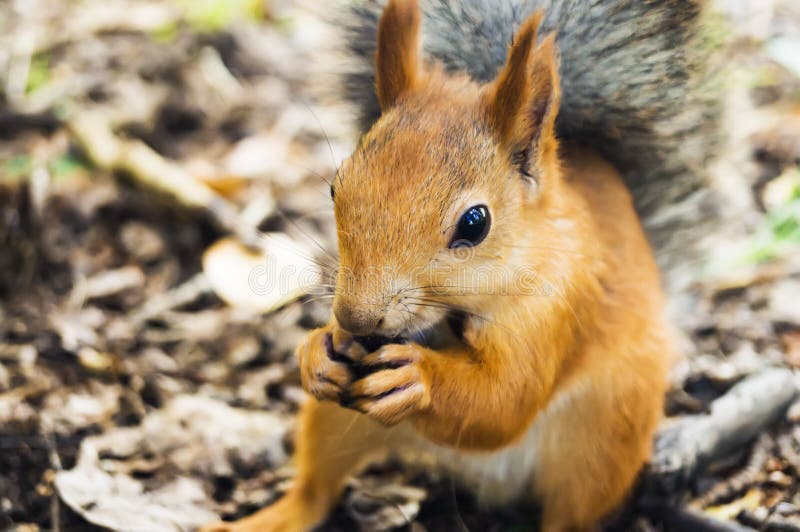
[337, 0, 722, 285]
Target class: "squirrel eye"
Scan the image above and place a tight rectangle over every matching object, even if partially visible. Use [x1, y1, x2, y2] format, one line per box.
[330, 184, 335, 200]
[449, 205, 490, 248]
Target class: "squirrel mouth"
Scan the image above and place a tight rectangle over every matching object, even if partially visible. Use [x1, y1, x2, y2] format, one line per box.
[352, 334, 405, 352]
[361, 310, 466, 351]
[352, 323, 434, 351]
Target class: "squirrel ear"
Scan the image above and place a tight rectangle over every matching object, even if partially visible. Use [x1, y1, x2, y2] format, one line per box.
[487, 13, 560, 175]
[375, 0, 422, 111]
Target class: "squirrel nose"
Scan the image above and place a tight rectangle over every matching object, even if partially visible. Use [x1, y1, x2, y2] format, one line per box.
[333, 300, 384, 335]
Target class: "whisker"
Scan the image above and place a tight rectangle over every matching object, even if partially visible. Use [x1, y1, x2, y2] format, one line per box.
[299, 295, 336, 307]
[298, 97, 341, 172]
[300, 165, 333, 188]
[258, 212, 339, 270]
[256, 231, 333, 268]
[403, 297, 518, 336]
[270, 207, 338, 263]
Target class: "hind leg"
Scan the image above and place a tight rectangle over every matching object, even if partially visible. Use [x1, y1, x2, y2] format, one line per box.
[201, 398, 394, 532]
[532, 357, 665, 531]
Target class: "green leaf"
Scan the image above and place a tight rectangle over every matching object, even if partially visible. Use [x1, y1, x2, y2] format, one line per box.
[26, 53, 51, 94]
[742, 174, 800, 265]
[49, 153, 87, 181]
[151, 21, 179, 43]
[1, 154, 33, 182]
[176, 0, 264, 32]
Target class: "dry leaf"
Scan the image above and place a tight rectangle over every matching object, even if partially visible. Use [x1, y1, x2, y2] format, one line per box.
[782, 331, 800, 368]
[769, 279, 800, 324]
[346, 482, 427, 531]
[56, 395, 292, 530]
[203, 235, 320, 313]
[223, 134, 290, 180]
[82, 266, 146, 300]
[704, 487, 762, 521]
[56, 442, 219, 532]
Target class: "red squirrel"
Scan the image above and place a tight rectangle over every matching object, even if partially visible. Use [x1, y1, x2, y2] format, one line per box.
[203, 0, 719, 530]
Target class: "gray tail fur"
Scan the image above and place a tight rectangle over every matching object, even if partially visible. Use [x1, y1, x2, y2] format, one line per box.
[336, 0, 722, 286]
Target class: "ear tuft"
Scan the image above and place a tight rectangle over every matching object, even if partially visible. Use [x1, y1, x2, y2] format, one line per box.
[528, 34, 560, 142]
[375, 0, 422, 111]
[487, 11, 543, 145]
[486, 13, 561, 175]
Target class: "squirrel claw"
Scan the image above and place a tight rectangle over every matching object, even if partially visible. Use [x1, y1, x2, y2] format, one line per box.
[345, 344, 431, 426]
[324, 333, 355, 364]
[352, 380, 429, 426]
[298, 328, 354, 403]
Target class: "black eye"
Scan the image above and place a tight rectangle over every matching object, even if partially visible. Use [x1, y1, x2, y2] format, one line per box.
[449, 205, 490, 248]
[330, 184, 335, 200]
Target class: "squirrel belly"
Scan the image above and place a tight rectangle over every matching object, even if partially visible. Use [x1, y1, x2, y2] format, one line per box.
[413, 397, 545, 507]
[423, 377, 577, 507]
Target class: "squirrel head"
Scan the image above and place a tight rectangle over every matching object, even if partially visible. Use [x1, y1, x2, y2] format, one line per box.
[332, 0, 562, 338]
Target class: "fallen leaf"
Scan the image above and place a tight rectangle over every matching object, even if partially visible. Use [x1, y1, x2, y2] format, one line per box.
[346, 482, 427, 531]
[782, 330, 800, 368]
[83, 265, 146, 300]
[56, 441, 219, 532]
[223, 134, 290, 180]
[769, 279, 800, 325]
[203, 235, 320, 313]
[704, 487, 763, 521]
[77, 346, 116, 373]
[40, 384, 120, 435]
[56, 395, 292, 530]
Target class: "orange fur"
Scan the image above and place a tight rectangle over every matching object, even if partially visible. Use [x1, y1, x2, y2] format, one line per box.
[202, 2, 671, 531]
[374, 0, 422, 110]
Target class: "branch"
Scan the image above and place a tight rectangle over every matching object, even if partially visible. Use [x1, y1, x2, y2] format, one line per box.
[647, 368, 799, 495]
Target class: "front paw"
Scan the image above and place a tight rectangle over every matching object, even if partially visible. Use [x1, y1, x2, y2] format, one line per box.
[297, 325, 365, 403]
[344, 344, 432, 426]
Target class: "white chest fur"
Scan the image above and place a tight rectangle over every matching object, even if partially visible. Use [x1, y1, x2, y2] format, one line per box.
[432, 415, 543, 506]
[413, 376, 589, 506]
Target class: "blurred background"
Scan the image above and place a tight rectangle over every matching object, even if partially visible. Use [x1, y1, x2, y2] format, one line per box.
[0, 0, 799, 530]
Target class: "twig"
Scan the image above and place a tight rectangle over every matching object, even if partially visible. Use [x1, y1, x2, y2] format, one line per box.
[12, 3, 180, 58]
[5, 31, 33, 106]
[650, 505, 755, 532]
[67, 110, 256, 243]
[649, 505, 757, 532]
[777, 432, 800, 475]
[647, 368, 799, 495]
[46, 432, 63, 532]
[765, 515, 800, 532]
[692, 434, 773, 508]
[738, 510, 800, 531]
[129, 272, 212, 325]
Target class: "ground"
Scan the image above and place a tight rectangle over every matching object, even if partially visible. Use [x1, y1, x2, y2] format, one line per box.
[1, 0, 800, 530]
